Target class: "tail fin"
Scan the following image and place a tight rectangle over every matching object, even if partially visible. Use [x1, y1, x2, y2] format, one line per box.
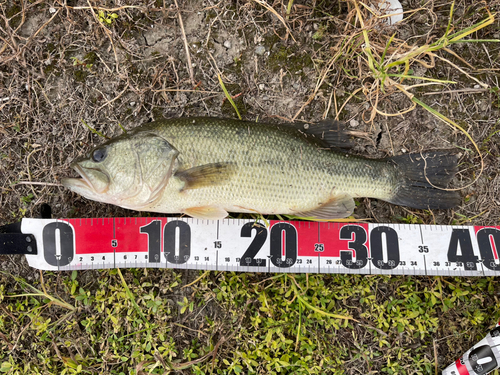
[388, 151, 461, 210]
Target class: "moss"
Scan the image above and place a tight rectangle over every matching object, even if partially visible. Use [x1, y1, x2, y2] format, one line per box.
[310, 0, 347, 18]
[152, 107, 164, 120]
[6, 4, 22, 29]
[46, 43, 56, 53]
[263, 33, 281, 51]
[205, 9, 218, 22]
[6, 4, 21, 18]
[267, 44, 313, 77]
[84, 51, 97, 65]
[43, 64, 57, 76]
[73, 69, 89, 83]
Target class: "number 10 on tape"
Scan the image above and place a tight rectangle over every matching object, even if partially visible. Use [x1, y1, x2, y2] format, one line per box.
[20, 217, 500, 276]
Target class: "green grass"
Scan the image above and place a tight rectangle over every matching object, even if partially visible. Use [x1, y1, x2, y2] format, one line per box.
[1, 269, 499, 374]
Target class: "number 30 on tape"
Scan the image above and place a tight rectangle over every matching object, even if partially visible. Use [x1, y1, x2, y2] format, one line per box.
[20, 217, 500, 276]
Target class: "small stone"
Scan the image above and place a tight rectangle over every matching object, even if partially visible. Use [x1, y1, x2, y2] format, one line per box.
[259, 84, 265, 90]
[474, 84, 480, 89]
[223, 40, 232, 49]
[49, 7, 56, 14]
[130, 102, 136, 106]
[401, 148, 407, 153]
[255, 45, 266, 55]
[349, 119, 359, 127]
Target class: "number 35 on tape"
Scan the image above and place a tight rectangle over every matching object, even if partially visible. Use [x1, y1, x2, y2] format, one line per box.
[20, 217, 500, 276]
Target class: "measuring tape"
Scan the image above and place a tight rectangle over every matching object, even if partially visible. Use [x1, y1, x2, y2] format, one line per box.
[0, 217, 497, 275]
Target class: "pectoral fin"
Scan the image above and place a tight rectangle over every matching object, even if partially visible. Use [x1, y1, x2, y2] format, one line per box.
[296, 193, 355, 220]
[183, 206, 229, 220]
[175, 162, 235, 190]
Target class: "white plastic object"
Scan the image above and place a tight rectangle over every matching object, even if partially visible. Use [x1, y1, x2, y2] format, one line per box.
[376, 0, 404, 25]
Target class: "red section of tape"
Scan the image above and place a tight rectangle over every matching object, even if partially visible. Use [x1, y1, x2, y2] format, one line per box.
[114, 217, 167, 253]
[281, 221, 369, 258]
[69, 217, 172, 255]
[66, 218, 115, 255]
[455, 358, 470, 375]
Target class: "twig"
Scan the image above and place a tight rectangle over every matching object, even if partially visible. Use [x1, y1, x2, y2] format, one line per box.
[422, 88, 488, 95]
[152, 88, 218, 94]
[14, 181, 63, 187]
[323, 91, 334, 119]
[68, 5, 147, 12]
[173, 0, 195, 87]
[384, 122, 395, 155]
[182, 270, 210, 289]
[10, 322, 30, 352]
[97, 84, 129, 112]
[433, 339, 438, 375]
[335, 87, 364, 121]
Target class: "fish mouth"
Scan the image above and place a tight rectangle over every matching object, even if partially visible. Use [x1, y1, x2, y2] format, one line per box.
[61, 164, 92, 190]
[62, 164, 109, 194]
[75, 164, 94, 187]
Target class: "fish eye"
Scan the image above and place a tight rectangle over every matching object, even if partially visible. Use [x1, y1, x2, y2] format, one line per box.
[92, 147, 107, 163]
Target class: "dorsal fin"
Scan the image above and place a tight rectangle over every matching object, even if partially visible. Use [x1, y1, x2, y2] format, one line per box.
[292, 119, 354, 150]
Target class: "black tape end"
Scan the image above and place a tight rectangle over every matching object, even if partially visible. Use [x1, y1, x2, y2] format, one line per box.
[0, 233, 37, 255]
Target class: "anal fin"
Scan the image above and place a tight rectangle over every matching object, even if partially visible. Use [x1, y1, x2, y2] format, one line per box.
[296, 193, 355, 220]
[183, 206, 229, 220]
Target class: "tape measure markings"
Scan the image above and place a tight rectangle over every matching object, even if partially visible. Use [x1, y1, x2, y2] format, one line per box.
[16, 217, 500, 275]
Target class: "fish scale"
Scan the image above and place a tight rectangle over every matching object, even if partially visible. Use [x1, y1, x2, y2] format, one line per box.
[145, 118, 393, 215]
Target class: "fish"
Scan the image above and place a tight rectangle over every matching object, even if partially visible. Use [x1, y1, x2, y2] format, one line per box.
[62, 117, 460, 220]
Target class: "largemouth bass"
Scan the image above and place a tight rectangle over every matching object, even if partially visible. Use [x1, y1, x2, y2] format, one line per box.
[62, 117, 460, 220]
